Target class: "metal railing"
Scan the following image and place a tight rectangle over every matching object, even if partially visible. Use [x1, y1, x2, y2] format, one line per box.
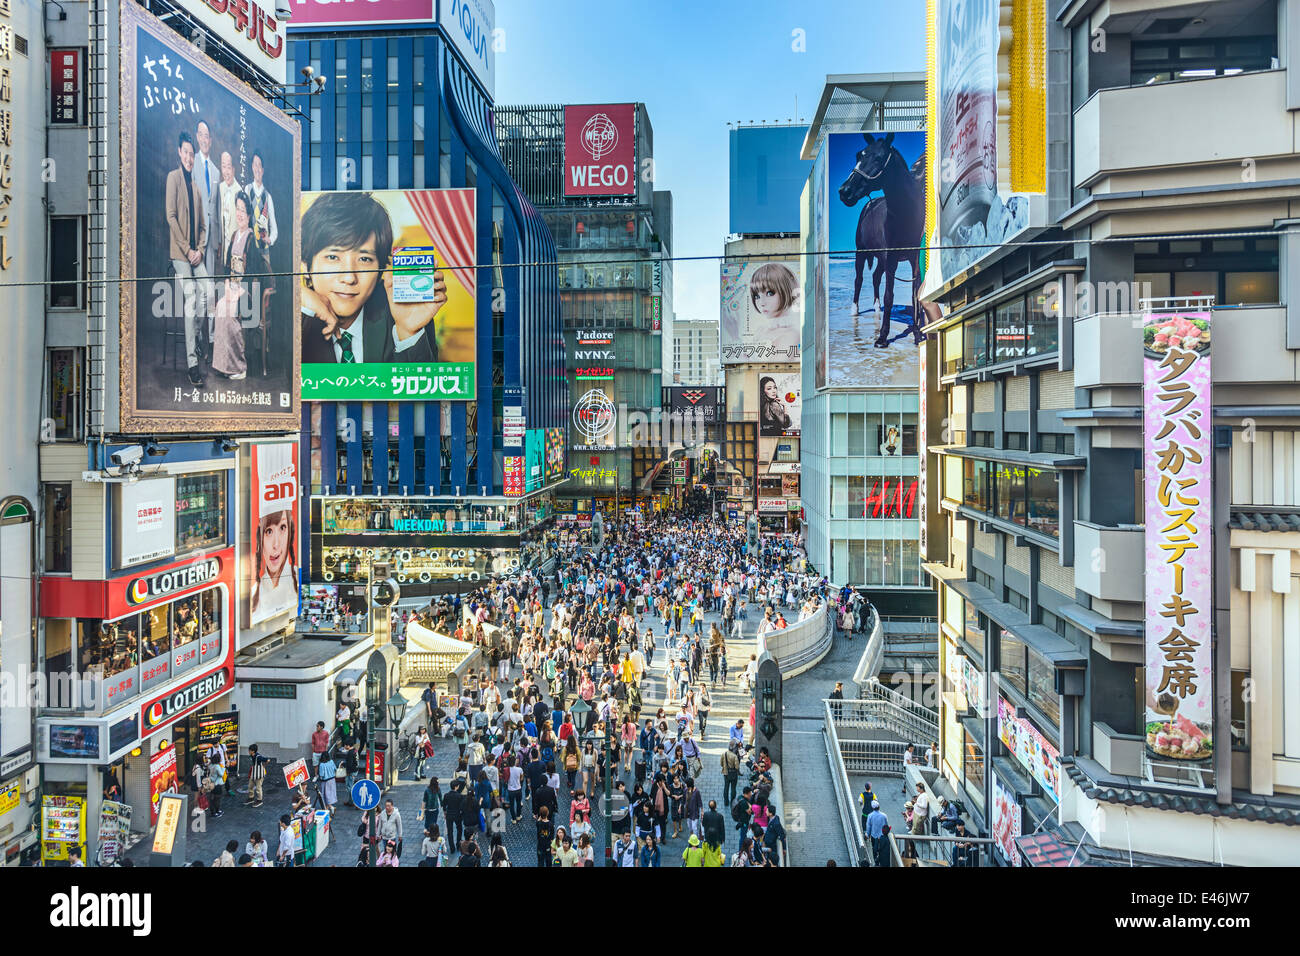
[851, 607, 885, 688]
[823, 699, 867, 866]
[831, 696, 938, 746]
[889, 831, 996, 868]
[838, 737, 912, 775]
[860, 678, 939, 731]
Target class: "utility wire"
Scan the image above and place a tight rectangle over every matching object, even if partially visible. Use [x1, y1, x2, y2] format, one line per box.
[0, 228, 1288, 291]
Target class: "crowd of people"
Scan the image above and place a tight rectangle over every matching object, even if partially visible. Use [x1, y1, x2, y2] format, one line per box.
[349, 512, 819, 866]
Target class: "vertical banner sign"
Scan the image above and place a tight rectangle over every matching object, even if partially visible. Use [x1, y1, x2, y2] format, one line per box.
[249, 443, 299, 626]
[919, 344, 928, 560]
[50, 49, 81, 125]
[1142, 311, 1214, 769]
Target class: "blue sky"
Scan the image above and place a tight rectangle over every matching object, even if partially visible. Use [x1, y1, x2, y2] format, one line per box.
[495, 0, 927, 324]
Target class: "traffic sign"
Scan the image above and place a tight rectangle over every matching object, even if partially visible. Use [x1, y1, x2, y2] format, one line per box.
[351, 778, 381, 811]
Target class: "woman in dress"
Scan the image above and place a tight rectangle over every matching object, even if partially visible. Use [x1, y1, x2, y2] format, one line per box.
[212, 192, 258, 380]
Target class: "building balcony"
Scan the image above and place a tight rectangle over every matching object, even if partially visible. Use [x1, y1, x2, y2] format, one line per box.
[1073, 520, 1144, 604]
[1075, 305, 1292, 388]
[1073, 70, 1293, 193]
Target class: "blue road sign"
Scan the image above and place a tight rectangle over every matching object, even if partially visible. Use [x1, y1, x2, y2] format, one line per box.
[351, 778, 381, 811]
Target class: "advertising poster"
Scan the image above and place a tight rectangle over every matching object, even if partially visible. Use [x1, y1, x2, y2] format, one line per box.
[301, 583, 370, 632]
[758, 371, 801, 437]
[991, 775, 1021, 866]
[97, 800, 133, 866]
[115, 477, 177, 569]
[283, 757, 310, 790]
[997, 696, 1060, 802]
[720, 259, 801, 364]
[665, 386, 726, 425]
[249, 443, 299, 626]
[544, 427, 566, 483]
[824, 130, 925, 388]
[119, 2, 300, 433]
[193, 711, 241, 767]
[524, 429, 545, 494]
[148, 744, 180, 826]
[563, 103, 636, 197]
[1142, 312, 1214, 770]
[299, 189, 477, 401]
[927, 0, 1045, 290]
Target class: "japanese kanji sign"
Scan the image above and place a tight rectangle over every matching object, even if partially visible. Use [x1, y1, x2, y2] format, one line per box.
[300, 362, 475, 401]
[1142, 311, 1214, 766]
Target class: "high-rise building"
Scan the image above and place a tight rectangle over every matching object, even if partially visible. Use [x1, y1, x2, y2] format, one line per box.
[799, 74, 934, 609]
[495, 103, 674, 518]
[920, 0, 1300, 865]
[673, 318, 721, 386]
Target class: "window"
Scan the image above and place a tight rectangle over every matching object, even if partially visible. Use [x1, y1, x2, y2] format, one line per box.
[1001, 630, 1027, 695]
[847, 412, 866, 457]
[1038, 433, 1074, 455]
[78, 618, 138, 686]
[1005, 588, 1029, 614]
[993, 298, 1026, 362]
[963, 727, 986, 814]
[1028, 647, 1060, 725]
[1224, 271, 1279, 305]
[1024, 468, 1060, 537]
[963, 312, 989, 369]
[48, 217, 85, 308]
[964, 604, 983, 654]
[175, 472, 226, 553]
[47, 348, 84, 440]
[943, 324, 963, 376]
[1230, 669, 1249, 750]
[1005, 432, 1029, 451]
[251, 683, 297, 699]
[44, 483, 72, 573]
[1026, 291, 1057, 355]
[963, 459, 991, 512]
[1130, 35, 1276, 86]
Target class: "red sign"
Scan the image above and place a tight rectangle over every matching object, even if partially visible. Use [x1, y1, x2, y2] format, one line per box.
[864, 479, 919, 518]
[504, 456, 525, 497]
[108, 547, 235, 620]
[282, 757, 310, 790]
[140, 666, 233, 736]
[563, 104, 636, 197]
[50, 49, 80, 125]
[363, 747, 386, 781]
[285, 0, 434, 27]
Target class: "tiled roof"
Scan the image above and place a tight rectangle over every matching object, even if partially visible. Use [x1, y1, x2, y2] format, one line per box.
[1064, 762, 1300, 826]
[1228, 511, 1300, 532]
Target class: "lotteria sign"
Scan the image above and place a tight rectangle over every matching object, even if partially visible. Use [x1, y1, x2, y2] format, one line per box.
[563, 104, 636, 198]
[126, 556, 222, 607]
[141, 667, 231, 733]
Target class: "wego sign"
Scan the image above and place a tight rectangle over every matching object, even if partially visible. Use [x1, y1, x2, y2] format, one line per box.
[564, 103, 636, 198]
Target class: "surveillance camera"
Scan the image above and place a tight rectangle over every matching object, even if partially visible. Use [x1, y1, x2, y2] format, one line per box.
[110, 445, 144, 468]
[275, 0, 292, 21]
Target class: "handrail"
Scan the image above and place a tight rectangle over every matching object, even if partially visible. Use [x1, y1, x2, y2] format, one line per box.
[755, 603, 832, 678]
[851, 607, 885, 688]
[832, 696, 938, 745]
[889, 831, 995, 867]
[823, 698, 867, 866]
[860, 678, 939, 726]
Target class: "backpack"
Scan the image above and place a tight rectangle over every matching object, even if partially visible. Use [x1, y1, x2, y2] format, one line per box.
[564, 751, 579, 772]
[731, 798, 749, 824]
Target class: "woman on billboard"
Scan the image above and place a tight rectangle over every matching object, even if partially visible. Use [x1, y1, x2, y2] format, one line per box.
[251, 444, 298, 623]
[211, 193, 272, 381]
[749, 262, 800, 326]
[299, 191, 445, 364]
[759, 376, 793, 437]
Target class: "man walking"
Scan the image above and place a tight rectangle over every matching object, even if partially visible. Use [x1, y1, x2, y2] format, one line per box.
[245, 744, 268, 807]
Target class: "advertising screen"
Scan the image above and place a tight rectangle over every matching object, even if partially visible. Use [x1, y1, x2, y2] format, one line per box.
[720, 259, 801, 365]
[544, 427, 566, 483]
[563, 103, 636, 198]
[301, 583, 370, 633]
[525, 429, 545, 494]
[824, 130, 926, 389]
[812, 146, 828, 390]
[758, 371, 800, 437]
[729, 125, 812, 235]
[299, 189, 477, 401]
[192, 711, 241, 767]
[924, 0, 1046, 293]
[249, 443, 299, 626]
[119, 3, 300, 433]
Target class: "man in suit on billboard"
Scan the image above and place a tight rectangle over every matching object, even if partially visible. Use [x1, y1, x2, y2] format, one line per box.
[299, 191, 445, 365]
[194, 119, 223, 353]
[166, 130, 210, 386]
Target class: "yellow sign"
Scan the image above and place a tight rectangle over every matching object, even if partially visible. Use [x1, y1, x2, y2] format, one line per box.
[152, 793, 184, 854]
[0, 781, 18, 816]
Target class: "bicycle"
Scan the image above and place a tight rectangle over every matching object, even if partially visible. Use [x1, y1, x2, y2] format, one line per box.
[395, 732, 418, 775]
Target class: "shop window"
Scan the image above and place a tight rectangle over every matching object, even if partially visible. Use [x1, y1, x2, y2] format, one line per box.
[175, 471, 226, 553]
[942, 324, 963, 376]
[963, 727, 986, 815]
[43, 483, 72, 573]
[1001, 630, 1028, 695]
[1026, 291, 1057, 355]
[963, 312, 989, 369]
[1027, 646, 1060, 726]
[848, 476, 865, 518]
[78, 618, 138, 686]
[993, 297, 1026, 362]
[1024, 467, 1060, 538]
[1224, 271, 1279, 305]
[900, 412, 918, 455]
[140, 604, 172, 661]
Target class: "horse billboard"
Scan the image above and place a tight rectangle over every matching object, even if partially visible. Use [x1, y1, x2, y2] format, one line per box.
[822, 130, 926, 389]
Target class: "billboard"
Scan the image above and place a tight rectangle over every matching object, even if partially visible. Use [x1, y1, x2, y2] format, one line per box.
[758, 371, 800, 437]
[288, 0, 433, 26]
[563, 104, 636, 198]
[115, 477, 177, 569]
[811, 146, 828, 390]
[299, 189, 476, 401]
[544, 428, 566, 483]
[823, 130, 925, 389]
[174, 0, 287, 83]
[248, 443, 299, 626]
[720, 259, 801, 365]
[524, 429, 545, 494]
[1142, 312, 1214, 771]
[729, 125, 812, 235]
[924, 0, 1046, 293]
[665, 386, 725, 424]
[120, 2, 300, 433]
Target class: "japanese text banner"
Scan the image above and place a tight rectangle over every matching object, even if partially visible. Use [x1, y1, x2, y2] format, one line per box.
[1142, 311, 1214, 767]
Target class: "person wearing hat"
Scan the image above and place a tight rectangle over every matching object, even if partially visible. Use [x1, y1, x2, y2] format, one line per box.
[865, 800, 889, 868]
[682, 833, 705, 866]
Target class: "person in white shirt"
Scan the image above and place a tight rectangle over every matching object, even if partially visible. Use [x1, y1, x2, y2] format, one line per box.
[910, 782, 930, 835]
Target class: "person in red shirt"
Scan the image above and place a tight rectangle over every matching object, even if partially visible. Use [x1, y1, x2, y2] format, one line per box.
[311, 720, 330, 767]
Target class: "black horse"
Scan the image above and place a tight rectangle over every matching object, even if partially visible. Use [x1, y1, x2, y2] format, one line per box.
[838, 132, 925, 347]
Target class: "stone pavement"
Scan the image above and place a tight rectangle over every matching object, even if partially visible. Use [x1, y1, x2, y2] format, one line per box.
[132, 600, 763, 867]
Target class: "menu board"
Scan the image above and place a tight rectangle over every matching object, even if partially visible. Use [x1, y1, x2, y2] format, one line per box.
[41, 795, 86, 863]
[997, 696, 1060, 803]
[193, 711, 240, 767]
[991, 775, 1021, 866]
